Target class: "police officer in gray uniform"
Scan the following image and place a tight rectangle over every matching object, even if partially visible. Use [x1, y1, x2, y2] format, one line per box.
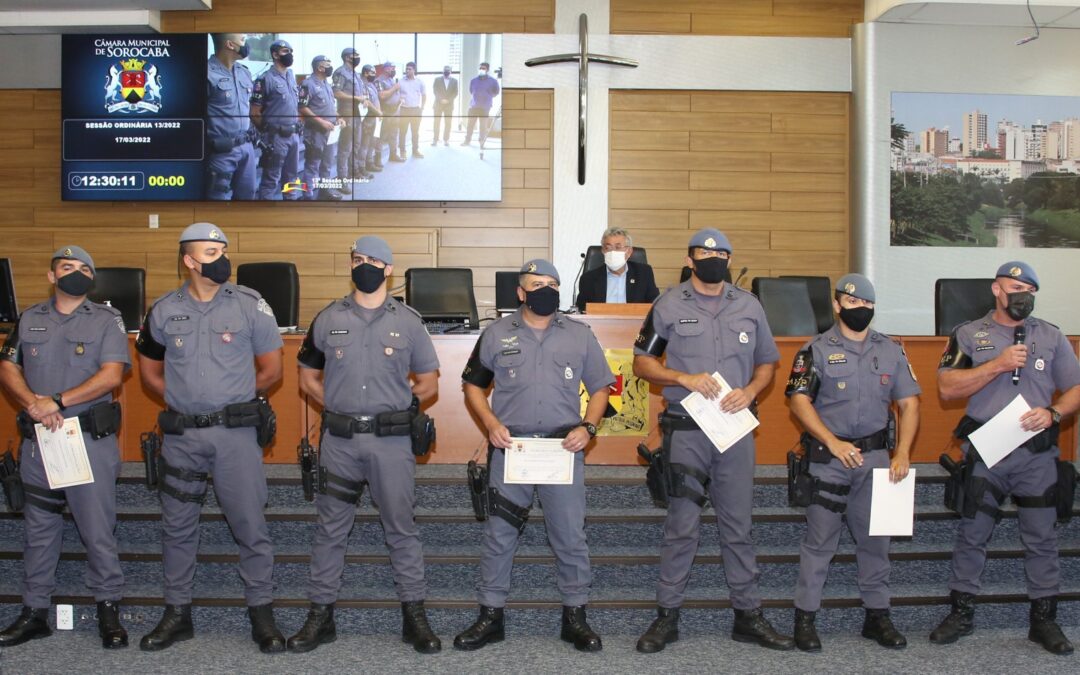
[331, 48, 369, 185]
[634, 228, 794, 652]
[251, 40, 302, 200]
[786, 273, 920, 652]
[206, 33, 256, 200]
[289, 236, 441, 654]
[136, 223, 286, 653]
[299, 54, 344, 201]
[455, 260, 614, 652]
[360, 64, 383, 175]
[0, 247, 129, 649]
[932, 261, 1080, 655]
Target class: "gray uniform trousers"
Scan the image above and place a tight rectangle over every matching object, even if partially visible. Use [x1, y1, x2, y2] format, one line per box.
[159, 425, 273, 606]
[19, 431, 123, 608]
[308, 433, 425, 603]
[794, 450, 891, 611]
[657, 429, 760, 610]
[479, 448, 589, 608]
[335, 119, 364, 180]
[950, 443, 1060, 599]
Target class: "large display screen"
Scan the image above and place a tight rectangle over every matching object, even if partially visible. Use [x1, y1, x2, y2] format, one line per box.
[61, 33, 503, 202]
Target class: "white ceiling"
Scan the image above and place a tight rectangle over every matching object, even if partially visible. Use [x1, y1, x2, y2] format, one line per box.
[868, 1, 1080, 27]
[0, 0, 207, 33]
[0, 0, 207, 9]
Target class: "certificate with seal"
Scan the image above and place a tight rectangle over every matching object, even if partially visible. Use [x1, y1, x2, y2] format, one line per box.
[34, 417, 95, 489]
[680, 372, 759, 453]
[503, 437, 575, 485]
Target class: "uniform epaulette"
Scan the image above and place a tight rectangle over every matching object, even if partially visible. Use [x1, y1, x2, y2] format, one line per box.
[233, 284, 263, 301]
[393, 298, 423, 320]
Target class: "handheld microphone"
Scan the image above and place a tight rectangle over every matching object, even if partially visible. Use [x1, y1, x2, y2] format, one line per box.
[733, 266, 749, 288]
[1012, 325, 1026, 385]
[569, 251, 587, 312]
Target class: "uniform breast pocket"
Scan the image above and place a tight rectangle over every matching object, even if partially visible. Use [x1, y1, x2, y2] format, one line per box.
[210, 318, 249, 365]
[379, 333, 409, 371]
[163, 321, 195, 361]
[553, 352, 584, 389]
[66, 334, 98, 369]
[872, 355, 900, 401]
[670, 320, 705, 357]
[324, 331, 354, 361]
[821, 360, 857, 402]
[494, 350, 526, 388]
[19, 330, 51, 365]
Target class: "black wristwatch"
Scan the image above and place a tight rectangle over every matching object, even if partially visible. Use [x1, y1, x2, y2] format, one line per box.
[1048, 406, 1062, 425]
[580, 421, 597, 438]
[52, 393, 66, 411]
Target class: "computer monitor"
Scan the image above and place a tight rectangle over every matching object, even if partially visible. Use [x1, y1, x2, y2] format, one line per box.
[0, 258, 18, 323]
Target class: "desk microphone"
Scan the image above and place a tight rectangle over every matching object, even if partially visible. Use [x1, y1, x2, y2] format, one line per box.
[733, 266, 749, 288]
[569, 251, 587, 311]
[1012, 324, 1026, 385]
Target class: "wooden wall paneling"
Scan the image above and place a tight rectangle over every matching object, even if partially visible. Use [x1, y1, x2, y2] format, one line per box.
[609, 90, 850, 289]
[611, 0, 860, 37]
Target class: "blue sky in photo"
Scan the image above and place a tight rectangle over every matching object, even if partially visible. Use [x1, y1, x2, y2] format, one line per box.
[892, 92, 1080, 135]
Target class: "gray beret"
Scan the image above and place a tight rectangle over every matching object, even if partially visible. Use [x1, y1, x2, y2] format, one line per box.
[688, 228, 732, 254]
[179, 222, 229, 245]
[520, 259, 560, 283]
[351, 235, 393, 264]
[995, 260, 1039, 291]
[51, 245, 95, 275]
[835, 273, 875, 303]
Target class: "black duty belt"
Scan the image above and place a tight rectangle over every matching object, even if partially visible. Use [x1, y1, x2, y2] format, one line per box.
[956, 414, 1059, 454]
[175, 411, 227, 428]
[323, 410, 378, 435]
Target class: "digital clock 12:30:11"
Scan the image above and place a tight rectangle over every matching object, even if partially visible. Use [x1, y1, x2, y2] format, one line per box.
[68, 172, 145, 190]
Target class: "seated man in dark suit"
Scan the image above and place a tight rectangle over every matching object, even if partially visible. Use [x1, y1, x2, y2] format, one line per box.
[576, 227, 660, 312]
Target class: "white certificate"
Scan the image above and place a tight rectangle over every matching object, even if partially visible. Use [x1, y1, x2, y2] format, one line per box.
[34, 417, 95, 490]
[968, 394, 1039, 469]
[326, 125, 342, 145]
[680, 372, 759, 453]
[503, 437, 574, 485]
[869, 468, 916, 537]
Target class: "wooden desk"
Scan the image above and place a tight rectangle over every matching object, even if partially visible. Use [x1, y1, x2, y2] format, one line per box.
[1, 333, 1075, 465]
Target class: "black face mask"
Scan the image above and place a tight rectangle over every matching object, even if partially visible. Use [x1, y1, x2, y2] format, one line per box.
[524, 286, 559, 317]
[319, 65, 333, 77]
[56, 270, 93, 297]
[197, 255, 231, 285]
[277, 52, 294, 68]
[1005, 291, 1035, 321]
[352, 263, 385, 294]
[693, 257, 728, 284]
[234, 42, 250, 59]
[839, 306, 874, 332]
[349, 56, 362, 67]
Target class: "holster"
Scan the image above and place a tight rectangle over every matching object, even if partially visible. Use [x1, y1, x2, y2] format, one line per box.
[637, 442, 670, 508]
[410, 412, 435, 457]
[251, 399, 276, 448]
[298, 437, 318, 503]
[15, 411, 35, 440]
[0, 449, 25, 511]
[467, 459, 489, 521]
[82, 401, 121, 440]
[940, 451, 1005, 521]
[787, 450, 814, 508]
[141, 430, 163, 490]
[654, 413, 711, 508]
[1053, 460, 1078, 524]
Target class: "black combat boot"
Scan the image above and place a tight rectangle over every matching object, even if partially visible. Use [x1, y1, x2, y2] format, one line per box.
[402, 601, 441, 654]
[453, 605, 504, 651]
[929, 590, 975, 645]
[247, 603, 285, 654]
[560, 605, 602, 652]
[139, 604, 193, 651]
[1029, 597, 1074, 655]
[862, 608, 907, 648]
[793, 608, 821, 652]
[732, 608, 796, 651]
[0, 606, 51, 647]
[286, 603, 336, 653]
[97, 600, 128, 649]
[636, 606, 679, 653]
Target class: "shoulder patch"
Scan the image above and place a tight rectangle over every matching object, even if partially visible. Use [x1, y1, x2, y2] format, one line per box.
[256, 298, 275, 317]
[115, 316, 126, 333]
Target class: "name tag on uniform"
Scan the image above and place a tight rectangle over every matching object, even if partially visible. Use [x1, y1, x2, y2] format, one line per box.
[678, 319, 698, 324]
[827, 353, 846, 364]
[169, 315, 189, 322]
[330, 329, 349, 335]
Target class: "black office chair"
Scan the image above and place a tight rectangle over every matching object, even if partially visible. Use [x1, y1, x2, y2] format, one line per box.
[751, 277, 817, 337]
[494, 270, 522, 312]
[935, 278, 995, 336]
[584, 245, 648, 272]
[781, 275, 835, 333]
[405, 268, 479, 328]
[236, 262, 300, 329]
[88, 267, 145, 331]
